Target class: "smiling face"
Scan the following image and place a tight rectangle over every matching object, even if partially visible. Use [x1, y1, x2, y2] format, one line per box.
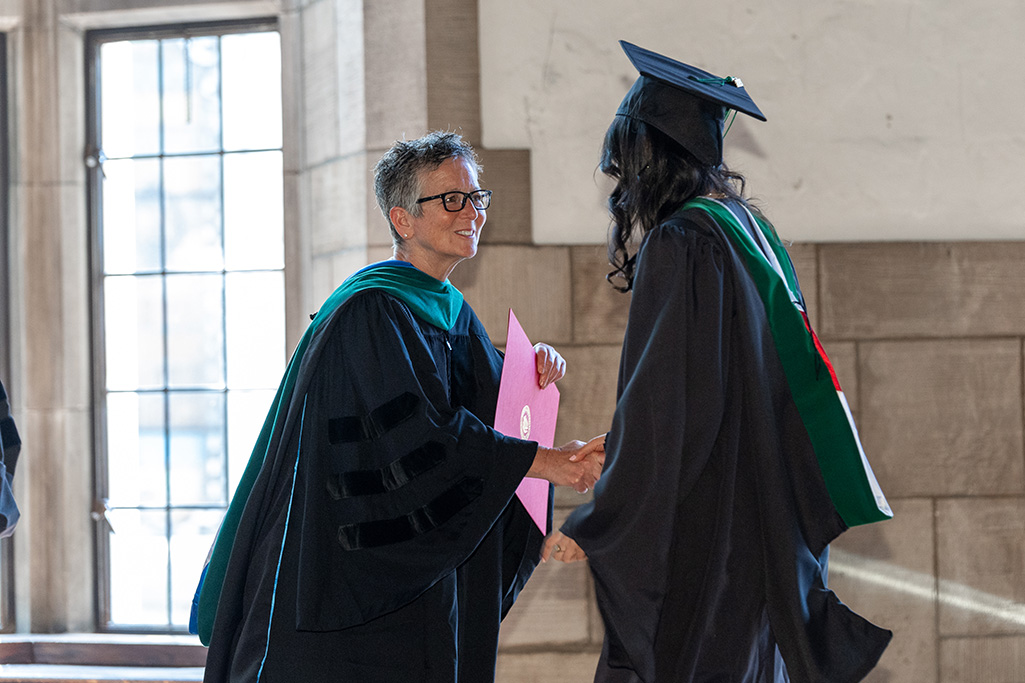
[390, 156, 487, 281]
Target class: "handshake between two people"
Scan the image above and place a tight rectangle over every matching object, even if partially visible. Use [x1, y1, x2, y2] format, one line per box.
[526, 434, 605, 566]
[527, 433, 606, 495]
[525, 346, 600, 565]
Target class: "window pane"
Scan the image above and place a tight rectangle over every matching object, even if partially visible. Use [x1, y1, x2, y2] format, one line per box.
[170, 509, 222, 627]
[168, 391, 225, 506]
[104, 275, 164, 390]
[227, 390, 274, 499]
[166, 274, 224, 388]
[164, 155, 222, 272]
[101, 40, 160, 158]
[108, 509, 169, 625]
[102, 158, 161, 274]
[222, 32, 282, 151]
[107, 392, 168, 506]
[224, 151, 284, 270]
[226, 272, 285, 389]
[162, 37, 220, 155]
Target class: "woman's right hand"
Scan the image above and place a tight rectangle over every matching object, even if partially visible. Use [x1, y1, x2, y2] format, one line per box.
[528, 437, 604, 493]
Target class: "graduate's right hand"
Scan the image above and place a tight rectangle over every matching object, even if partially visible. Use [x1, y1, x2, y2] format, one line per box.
[570, 434, 606, 479]
[528, 441, 599, 493]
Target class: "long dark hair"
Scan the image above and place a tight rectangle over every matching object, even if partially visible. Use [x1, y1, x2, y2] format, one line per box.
[601, 115, 751, 291]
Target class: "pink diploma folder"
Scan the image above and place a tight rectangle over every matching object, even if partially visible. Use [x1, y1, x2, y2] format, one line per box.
[494, 310, 558, 534]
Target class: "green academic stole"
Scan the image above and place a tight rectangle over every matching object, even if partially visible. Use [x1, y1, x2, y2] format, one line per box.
[193, 262, 464, 644]
[681, 197, 892, 529]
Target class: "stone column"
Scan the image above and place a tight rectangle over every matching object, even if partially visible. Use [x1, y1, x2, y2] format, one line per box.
[8, 0, 94, 631]
[290, 0, 433, 313]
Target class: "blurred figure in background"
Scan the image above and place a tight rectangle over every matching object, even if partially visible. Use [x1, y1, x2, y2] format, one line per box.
[0, 378, 20, 538]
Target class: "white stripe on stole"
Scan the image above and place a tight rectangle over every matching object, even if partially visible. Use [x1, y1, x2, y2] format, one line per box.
[706, 198, 804, 311]
[256, 394, 308, 683]
[835, 390, 892, 516]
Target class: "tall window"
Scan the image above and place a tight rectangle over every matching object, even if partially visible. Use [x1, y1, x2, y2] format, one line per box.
[87, 21, 285, 631]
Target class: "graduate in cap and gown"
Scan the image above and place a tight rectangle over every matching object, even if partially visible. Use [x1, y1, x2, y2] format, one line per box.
[544, 41, 893, 682]
[196, 131, 603, 683]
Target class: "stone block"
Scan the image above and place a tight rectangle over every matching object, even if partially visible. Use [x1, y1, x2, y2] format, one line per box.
[450, 245, 572, 345]
[17, 184, 63, 408]
[15, 26, 59, 186]
[333, 0, 367, 157]
[21, 407, 95, 629]
[284, 169, 312, 345]
[300, 0, 341, 166]
[477, 148, 532, 245]
[819, 243, 1025, 339]
[56, 184, 91, 409]
[554, 487, 594, 511]
[425, 0, 481, 143]
[570, 246, 630, 345]
[308, 248, 373, 307]
[859, 339, 1023, 497]
[330, 248, 370, 286]
[310, 253, 335, 308]
[830, 499, 937, 682]
[587, 570, 604, 645]
[11, 182, 86, 407]
[495, 651, 601, 683]
[279, 10, 303, 175]
[364, 0, 428, 148]
[58, 23, 86, 186]
[499, 509, 592, 647]
[937, 498, 1025, 636]
[941, 637, 1025, 682]
[364, 151, 393, 249]
[551, 345, 619, 448]
[309, 155, 371, 255]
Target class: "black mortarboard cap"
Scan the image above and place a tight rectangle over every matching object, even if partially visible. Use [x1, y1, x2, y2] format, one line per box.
[616, 40, 766, 166]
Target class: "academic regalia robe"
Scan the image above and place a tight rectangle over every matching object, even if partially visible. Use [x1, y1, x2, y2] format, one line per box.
[202, 263, 545, 683]
[562, 201, 891, 683]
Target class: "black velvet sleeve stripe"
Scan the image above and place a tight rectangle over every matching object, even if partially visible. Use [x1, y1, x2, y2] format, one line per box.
[0, 417, 17, 451]
[0, 381, 19, 475]
[336, 476, 485, 550]
[328, 392, 420, 444]
[326, 441, 446, 499]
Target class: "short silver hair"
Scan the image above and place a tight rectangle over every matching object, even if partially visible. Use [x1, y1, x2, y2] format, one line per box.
[373, 131, 482, 242]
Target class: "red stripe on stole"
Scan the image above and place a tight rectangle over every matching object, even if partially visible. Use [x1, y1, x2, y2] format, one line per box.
[800, 310, 841, 392]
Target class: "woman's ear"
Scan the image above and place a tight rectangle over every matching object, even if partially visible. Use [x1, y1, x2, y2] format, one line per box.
[390, 206, 412, 238]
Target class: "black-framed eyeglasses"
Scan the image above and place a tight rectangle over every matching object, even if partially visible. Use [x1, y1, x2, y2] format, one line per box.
[416, 189, 492, 212]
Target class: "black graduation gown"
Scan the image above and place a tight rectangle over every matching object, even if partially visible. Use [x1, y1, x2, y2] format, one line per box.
[0, 379, 20, 538]
[203, 290, 544, 683]
[562, 207, 891, 683]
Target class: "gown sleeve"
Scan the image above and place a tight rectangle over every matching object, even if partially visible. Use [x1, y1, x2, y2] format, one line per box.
[290, 290, 539, 631]
[561, 222, 733, 675]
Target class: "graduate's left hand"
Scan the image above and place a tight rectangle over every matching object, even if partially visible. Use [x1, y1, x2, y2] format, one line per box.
[542, 531, 586, 563]
[533, 343, 566, 389]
